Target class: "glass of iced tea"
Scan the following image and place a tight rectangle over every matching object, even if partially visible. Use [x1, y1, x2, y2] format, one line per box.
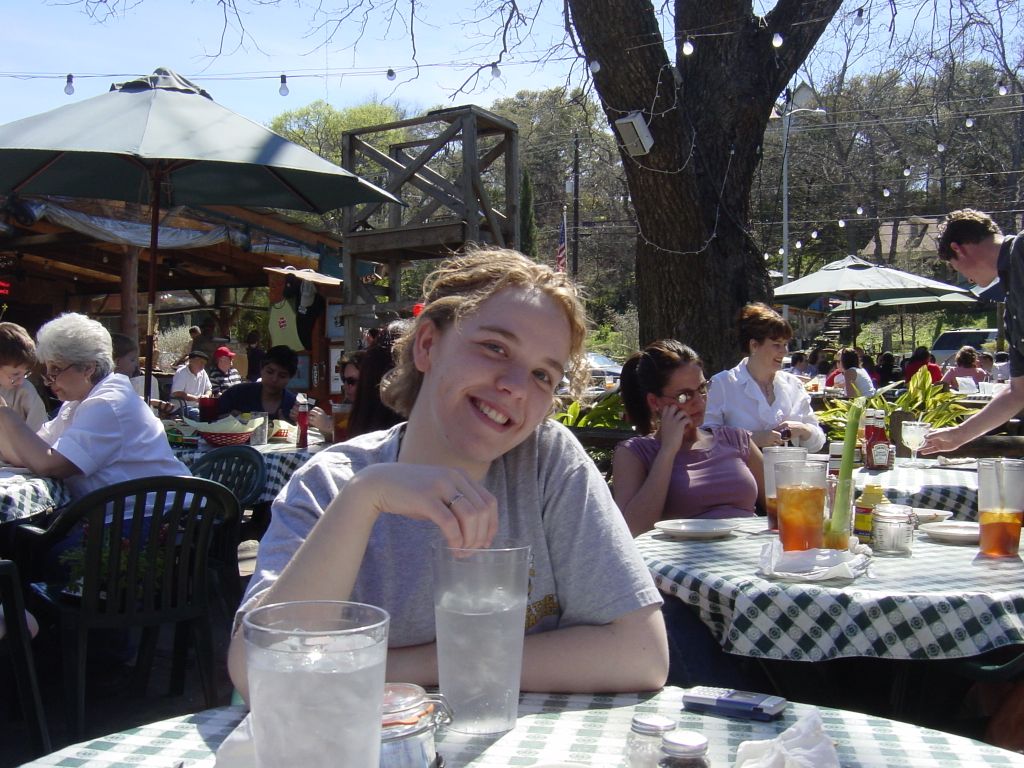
[332, 402, 353, 442]
[775, 460, 827, 551]
[977, 458, 1024, 557]
[762, 447, 807, 531]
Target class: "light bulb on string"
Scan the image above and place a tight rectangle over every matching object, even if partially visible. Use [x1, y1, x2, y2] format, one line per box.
[764, 252, 770, 261]
[588, 60, 601, 74]
[386, 68, 397, 81]
[795, 240, 802, 249]
[682, 38, 694, 56]
[278, 75, 289, 97]
[772, 32, 783, 48]
[903, 165, 911, 177]
[883, 187, 891, 197]
[64, 74, 74, 96]
[811, 230, 819, 239]
[778, 247, 784, 255]
[964, 114, 974, 128]
[490, 63, 501, 78]
[856, 205, 864, 215]
[998, 81, 1008, 96]
[937, 142, 946, 153]
[853, 7, 865, 25]
[838, 219, 846, 228]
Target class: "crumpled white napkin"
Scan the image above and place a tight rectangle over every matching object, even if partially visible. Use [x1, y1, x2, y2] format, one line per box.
[758, 537, 872, 582]
[214, 713, 255, 768]
[734, 709, 839, 768]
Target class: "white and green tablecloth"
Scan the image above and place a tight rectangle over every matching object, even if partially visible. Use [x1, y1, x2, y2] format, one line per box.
[19, 688, 1024, 767]
[638, 517, 1024, 662]
[0, 473, 69, 524]
[855, 458, 979, 520]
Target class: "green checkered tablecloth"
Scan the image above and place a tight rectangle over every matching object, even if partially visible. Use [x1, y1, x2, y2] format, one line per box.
[19, 689, 1024, 767]
[638, 517, 1024, 662]
[0, 474, 69, 523]
[855, 458, 979, 521]
[173, 440, 322, 505]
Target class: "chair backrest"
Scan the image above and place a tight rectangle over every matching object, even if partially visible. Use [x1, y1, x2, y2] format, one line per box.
[0, 559, 51, 755]
[30, 476, 238, 624]
[189, 445, 267, 507]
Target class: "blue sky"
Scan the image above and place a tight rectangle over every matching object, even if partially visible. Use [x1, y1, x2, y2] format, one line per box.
[1, 1, 574, 126]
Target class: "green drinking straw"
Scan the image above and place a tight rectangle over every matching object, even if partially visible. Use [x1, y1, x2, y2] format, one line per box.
[827, 397, 865, 542]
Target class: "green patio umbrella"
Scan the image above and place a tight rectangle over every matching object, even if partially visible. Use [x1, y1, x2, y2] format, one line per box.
[0, 67, 400, 400]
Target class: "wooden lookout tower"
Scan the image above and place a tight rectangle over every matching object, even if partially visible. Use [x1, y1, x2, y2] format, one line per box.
[335, 105, 519, 352]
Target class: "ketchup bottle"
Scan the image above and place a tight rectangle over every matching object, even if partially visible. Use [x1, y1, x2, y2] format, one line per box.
[295, 393, 309, 448]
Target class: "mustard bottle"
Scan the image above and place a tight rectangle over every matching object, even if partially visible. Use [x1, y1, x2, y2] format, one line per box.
[854, 484, 890, 544]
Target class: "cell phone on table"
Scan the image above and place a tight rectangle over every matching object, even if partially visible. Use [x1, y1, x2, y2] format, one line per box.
[682, 686, 788, 721]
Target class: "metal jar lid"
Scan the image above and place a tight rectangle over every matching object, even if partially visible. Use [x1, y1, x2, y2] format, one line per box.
[381, 683, 451, 742]
[630, 713, 677, 735]
[661, 729, 709, 756]
[874, 503, 912, 522]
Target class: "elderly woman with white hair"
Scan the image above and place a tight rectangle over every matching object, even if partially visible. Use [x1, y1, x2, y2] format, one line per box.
[0, 313, 187, 500]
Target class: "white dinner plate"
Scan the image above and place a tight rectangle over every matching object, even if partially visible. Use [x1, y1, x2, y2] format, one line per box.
[654, 519, 740, 540]
[912, 508, 954, 526]
[919, 521, 980, 545]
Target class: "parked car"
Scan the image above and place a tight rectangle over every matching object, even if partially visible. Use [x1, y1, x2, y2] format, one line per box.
[558, 352, 623, 397]
[930, 328, 997, 368]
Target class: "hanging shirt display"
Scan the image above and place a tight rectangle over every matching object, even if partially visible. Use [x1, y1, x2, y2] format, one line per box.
[268, 299, 305, 351]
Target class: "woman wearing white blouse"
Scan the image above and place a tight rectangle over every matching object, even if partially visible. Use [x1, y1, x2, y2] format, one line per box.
[704, 302, 826, 452]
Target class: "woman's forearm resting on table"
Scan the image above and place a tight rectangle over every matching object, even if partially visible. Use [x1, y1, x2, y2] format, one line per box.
[231, 603, 669, 704]
[0, 409, 79, 477]
[613, 447, 674, 537]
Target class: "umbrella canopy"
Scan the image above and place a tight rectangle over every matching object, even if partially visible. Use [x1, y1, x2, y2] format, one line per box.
[774, 255, 971, 344]
[829, 292, 977, 313]
[774, 255, 970, 306]
[0, 67, 400, 400]
[0, 68, 395, 212]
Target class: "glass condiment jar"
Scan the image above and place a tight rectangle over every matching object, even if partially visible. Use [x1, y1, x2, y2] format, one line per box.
[872, 503, 914, 556]
[625, 713, 677, 767]
[659, 730, 711, 767]
[380, 683, 451, 768]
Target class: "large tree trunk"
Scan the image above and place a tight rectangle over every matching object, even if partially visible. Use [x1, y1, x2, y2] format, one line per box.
[570, 0, 842, 372]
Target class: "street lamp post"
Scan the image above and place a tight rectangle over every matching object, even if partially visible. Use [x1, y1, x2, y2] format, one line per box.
[779, 83, 824, 322]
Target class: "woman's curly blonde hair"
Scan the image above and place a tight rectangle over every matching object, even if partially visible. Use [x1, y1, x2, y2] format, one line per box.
[381, 247, 590, 416]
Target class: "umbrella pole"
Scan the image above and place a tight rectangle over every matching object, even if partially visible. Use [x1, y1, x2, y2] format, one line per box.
[144, 168, 162, 404]
[851, 298, 857, 346]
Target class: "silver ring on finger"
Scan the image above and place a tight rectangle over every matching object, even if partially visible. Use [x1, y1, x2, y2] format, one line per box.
[445, 492, 465, 509]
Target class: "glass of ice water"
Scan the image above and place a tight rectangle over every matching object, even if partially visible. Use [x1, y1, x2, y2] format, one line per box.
[243, 600, 390, 768]
[433, 544, 531, 735]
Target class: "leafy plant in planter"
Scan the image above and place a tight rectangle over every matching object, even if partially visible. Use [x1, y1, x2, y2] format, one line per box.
[59, 520, 170, 601]
[816, 367, 972, 441]
[553, 391, 630, 430]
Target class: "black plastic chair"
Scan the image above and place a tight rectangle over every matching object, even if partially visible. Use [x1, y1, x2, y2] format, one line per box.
[189, 445, 267, 611]
[0, 559, 50, 756]
[19, 475, 237, 737]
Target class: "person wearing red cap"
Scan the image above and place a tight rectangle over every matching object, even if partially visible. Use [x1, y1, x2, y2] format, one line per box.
[210, 345, 242, 397]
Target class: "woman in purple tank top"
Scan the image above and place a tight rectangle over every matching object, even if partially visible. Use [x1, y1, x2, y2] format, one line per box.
[613, 340, 765, 536]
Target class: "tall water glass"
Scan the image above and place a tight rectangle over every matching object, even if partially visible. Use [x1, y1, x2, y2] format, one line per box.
[901, 421, 931, 468]
[762, 446, 807, 530]
[775, 460, 827, 551]
[433, 544, 530, 735]
[244, 601, 390, 768]
[978, 459, 1024, 557]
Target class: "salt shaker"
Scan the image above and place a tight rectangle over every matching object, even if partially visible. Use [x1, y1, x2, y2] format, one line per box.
[624, 713, 677, 767]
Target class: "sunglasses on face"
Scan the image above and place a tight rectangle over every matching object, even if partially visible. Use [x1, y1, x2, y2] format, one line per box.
[664, 381, 709, 405]
[343, 377, 359, 387]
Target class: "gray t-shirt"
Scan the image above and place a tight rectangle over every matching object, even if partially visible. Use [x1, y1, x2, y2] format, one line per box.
[240, 419, 662, 647]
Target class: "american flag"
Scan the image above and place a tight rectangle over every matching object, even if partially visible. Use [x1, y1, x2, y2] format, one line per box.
[555, 213, 567, 273]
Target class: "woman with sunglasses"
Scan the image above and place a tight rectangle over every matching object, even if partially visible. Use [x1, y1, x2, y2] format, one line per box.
[614, 340, 765, 536]
[0, 313, 187, 500]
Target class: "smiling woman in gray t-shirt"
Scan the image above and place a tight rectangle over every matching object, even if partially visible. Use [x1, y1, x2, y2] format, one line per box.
[227, 249, 668, 701]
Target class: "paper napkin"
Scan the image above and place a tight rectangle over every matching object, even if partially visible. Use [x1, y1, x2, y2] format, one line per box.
[734, 708, 840, 768]
[758, 537, 872, 582]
